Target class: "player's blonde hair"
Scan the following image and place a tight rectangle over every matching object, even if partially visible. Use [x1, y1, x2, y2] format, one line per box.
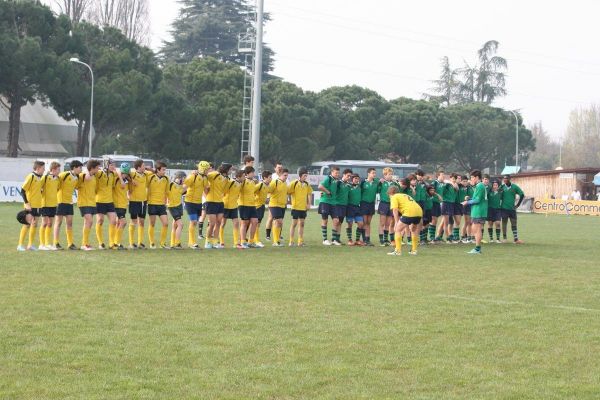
[383, 167, 393, 175]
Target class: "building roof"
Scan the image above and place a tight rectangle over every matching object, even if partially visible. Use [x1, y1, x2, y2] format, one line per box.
[511, 168, 600, 178]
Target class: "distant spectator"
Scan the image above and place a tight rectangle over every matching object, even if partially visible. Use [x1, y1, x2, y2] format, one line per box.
[597, 193, 600, 202]
[571, 190, 581, 201]
[561, 194, 569, 201]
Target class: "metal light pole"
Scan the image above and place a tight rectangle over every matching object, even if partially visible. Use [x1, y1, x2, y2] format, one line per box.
[508, 110, 519, 170]
[250, 0, 264, 165]
[70, 58, 94, 158]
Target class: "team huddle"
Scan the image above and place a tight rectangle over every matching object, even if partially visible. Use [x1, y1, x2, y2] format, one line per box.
[15, 157, 524, 255]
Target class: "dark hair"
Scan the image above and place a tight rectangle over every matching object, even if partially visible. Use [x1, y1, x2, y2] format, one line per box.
[415, 169, 425, 177]
[86, 159, 101, 170]
[297, 167, 308, 176]
[235, 169, 245, 179]
[243, 155, 255, 163]
[244, 166, 255, 174]
[342, 168, 353, 175]
[70, 160, 83, 170]
[262, 170, 272, 179]
[461, 175, 468, 180]
[450, 173, 458, 179]
[155, 161, 167, 171]
[331, 166, 340, 172]
[351, 174, 360, 179]
[426, 185, 435, 192]
[492, 180, 500, 186]
[33, 160, 45, 169]
[483, 174, 490, 179]
[281, 168, 289, 174]
[503, 174, 511, 180]
[133, 159, 144, 169]
[367, 167, 376, 174]
[218, 163, 232, 174]
[407, 174, 416, 181]
[275, 161, 283, 167]
[470, 170, 482, 179]
[387, 185, 399, 195]
[401, 178, 411, 187]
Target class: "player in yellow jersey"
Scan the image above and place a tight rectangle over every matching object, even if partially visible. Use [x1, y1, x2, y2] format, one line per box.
[387, 183, 423, 256]
[221, 169, 243, 249]
[168, 171, 187, 250]
[184, 161, 209, 249]
[253, 170, 272, 248]
[77, 159, 101, 251]
[288, 168, 313, 247]
[53, 160, 83, 250]
[128, 159, 151, 249]
[198, 162, 214, 240]
[94, 159, 118, 249]
[268, 168, 289, 247]
[17, 160, 46, 251]
[39, 162, 60, 251]
[205, 163, 232, 249]
[112, 163, 130, 250]
[238, 166, 259, 249]
[146, 161, 170, 249]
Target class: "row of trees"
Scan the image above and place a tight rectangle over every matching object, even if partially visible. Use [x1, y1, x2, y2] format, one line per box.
[2, 0, 534, 172]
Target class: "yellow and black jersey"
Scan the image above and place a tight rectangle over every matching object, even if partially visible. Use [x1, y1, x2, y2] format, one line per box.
[57, 171, 79, 205]
[41, 174, 60, 208]
[21, 172, 44, 208]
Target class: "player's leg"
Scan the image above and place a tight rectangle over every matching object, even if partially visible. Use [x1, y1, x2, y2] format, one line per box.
[318, 203, 330, 245]
[298, 217, 306, 246]
[249, 218, 258, 246]
[198, 205, 207, 239]
[215, 213, 224, 247]
[388, 220, 404, 255]
[52, 214, 62, 249]
[510, 211, 522, 243]
[265, 211, 274, 240]
[27, 214, 39, 250]
[232, 217, 240, 247]
[148, 214, 157, 248]
[501, 211, 509, 242]
[346, 218, 354, 245]
[289, 217, 297, 246]
[81, 213, 93, 250]
[95, 212, 105, 248]
[107, 211, 117, 249]
[409, 222, 419, 254]
[159, 213, 169, 248]
[468, 219, 484, 254]
[138, 213, 146, 249]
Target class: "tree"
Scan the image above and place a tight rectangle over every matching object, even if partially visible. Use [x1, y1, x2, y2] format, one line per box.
[562, 104, 600, 168]
[88, 0, 150, 45]
[473, 40, 507, 104]
[161, 0, 275, 73]
[0, 0, 56, 157]
[424, 56, 459, 107]
[45, 0, 92, 23]
[528, 122, 560, 170]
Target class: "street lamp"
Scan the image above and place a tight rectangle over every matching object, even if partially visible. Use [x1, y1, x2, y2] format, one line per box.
[508, 109, 519, 170]
[70, 57, 94, 158]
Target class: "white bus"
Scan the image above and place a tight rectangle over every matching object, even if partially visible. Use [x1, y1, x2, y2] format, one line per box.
[307, 160, 420, 181]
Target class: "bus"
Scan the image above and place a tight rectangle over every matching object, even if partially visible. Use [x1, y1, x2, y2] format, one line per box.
[307, 160, 420, 181]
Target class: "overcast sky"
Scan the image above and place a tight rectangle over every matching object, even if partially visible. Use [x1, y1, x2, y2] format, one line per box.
[149, 0, 600, 140]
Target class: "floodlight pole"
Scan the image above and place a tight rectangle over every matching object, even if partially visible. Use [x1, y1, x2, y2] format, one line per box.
[70, 58, 94, 158]
[250, 0, 264, 165]
[509, 110, 519, 169]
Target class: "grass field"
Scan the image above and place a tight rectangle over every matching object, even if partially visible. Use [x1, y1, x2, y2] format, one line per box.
[1, 202, 600, 399]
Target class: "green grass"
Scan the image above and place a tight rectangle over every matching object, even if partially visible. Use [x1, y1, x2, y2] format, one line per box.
[1, 202, 600, 399]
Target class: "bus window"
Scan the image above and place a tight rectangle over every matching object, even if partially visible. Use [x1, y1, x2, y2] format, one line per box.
[322, 167, 330, 176]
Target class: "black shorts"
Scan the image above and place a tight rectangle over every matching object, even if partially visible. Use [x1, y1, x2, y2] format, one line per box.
[318, 202, 335, 219]
[97, 202, 115, 214]
[378, 201, 392, 217]
[185, 202, 202, 220]
[487, 207, 501, 222]
[472, 218, 487, 225]
[129, 201, 147, 219]
[453, 204, 464, 216]
[270, 206, 286, 220]
[463, 204, 472, 216]
[334, 205, 346, 223]
[169, 205, 184, 221]
[115, 207, 127, 219]
[239, 205, 258, 221]
[502, 209, 517, 220]
[431, 202, 442, 218]
[291, 209, 307, 220]
[206, 201, 225, 215]
[256, 205, 266, 222]
[400, 216, 421, 225]
[441, 202, 455, 217]
[224, 208, 239, 219]
[360, 201, 376, 216]
[423, 209, 432, 225]
[41, 206, 57, 218]
[29, 207, 41, 217]
[57, 203, 74, 216]
[148, 204, 167, 216]
[79, 206, 97, 217]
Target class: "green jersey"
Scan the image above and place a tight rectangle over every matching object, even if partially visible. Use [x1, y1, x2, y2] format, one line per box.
[456, 185, 469, 203]
[442, 183, 457, 203]
[431, 179, 444, 203]
[336, 180, 352, 206]
[414, 182, 427, 202]
[487, 189, 502, 209]
[470, 182, 488, 219]
[500, 183, 524, 210]
[348, 184, 362, 206]
[424, 192, 434, 211]
[319, 175, 338, 205]
[378, 180, 398, 203]
[360, 179, 378, 203]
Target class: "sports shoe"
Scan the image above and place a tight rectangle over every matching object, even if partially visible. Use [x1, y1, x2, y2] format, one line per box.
[17, 246, 26, 252]
[198, 234, 205, 240]
[514, 239, 524, 244]
[149, 244, 157, 250]
[481, 239, 489, 244]
[387, 250, 401, 256]
[461, 238, 469, 244]
[54, 243, 64, 250]
[27, 246, 38, 251]
[365, 242, 375, 247]
[467, 248, 482, 255]
[236, 244, 245, 250]
[298, 242, 306, 247]
[39, 245, 49, 251]
[322, 240, 332, 246]
[204, 242, 213, 249]
[214, 243, 225, 249]
[68, 244, 78, 251]
[408, 250, 418, 256]
[255, 242, 265, 248]
[288, 242, 296, 247]
[138, 243, 146, 250]
[128, 244, 138, 250]
[80, 245, 94, 251]
[190, 243, 200, 250]
[160, 244, 171, 250]
[265, 235, 271, 241]
[272, 242, 284, 247]
[495, 240, 502, 244]
[384, 241, 392, 247]
[172, 244, 184, 250]
[98, 243, 106, 250]
[117, 245, 127, 251]
[347, 240, 355, 246]
[355, 240, 364, 246]
[47, 245, 58, 251]
[247, 243, 258, 248]
[379, 242, 387, 247]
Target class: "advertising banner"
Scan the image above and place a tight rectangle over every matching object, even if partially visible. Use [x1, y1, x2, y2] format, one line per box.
[532, 199, 600, 216]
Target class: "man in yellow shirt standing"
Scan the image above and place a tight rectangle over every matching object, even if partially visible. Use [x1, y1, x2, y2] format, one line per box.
[205, 163, 232, 249]
[17, 160, 46, 251]
[77, 159, 101, 251]
[146, 161, 170, 249]
[112, 163, 130, 250]
[268, 168, 289, 247]
[53, 160, 83, 250]
[221, 169, 243, 249]
[288, 168, 313, 247]
[253, 170, 272, 248]
[39, 161, 60, 251]
[238, 166, 259, 249]
[184, 161, 209, 249]
[128, 159, 151, 249]
[387, 184, 423, 256]
[94, 159, 118, 249]
[168, 171, 187, 249]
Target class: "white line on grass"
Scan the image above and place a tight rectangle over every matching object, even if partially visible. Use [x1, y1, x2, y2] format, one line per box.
[436, 294, 600, 313]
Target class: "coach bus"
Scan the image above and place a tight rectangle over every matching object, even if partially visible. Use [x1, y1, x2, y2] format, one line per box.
[307, 160, 420, 181]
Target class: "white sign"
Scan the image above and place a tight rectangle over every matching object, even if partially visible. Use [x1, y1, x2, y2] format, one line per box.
[0, 181, 23, 202]
[559, 173, 574, 179]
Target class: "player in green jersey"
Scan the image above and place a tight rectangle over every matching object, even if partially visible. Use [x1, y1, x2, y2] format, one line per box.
[435, 172, 459, 243]
[459, 175, 474, 243]
[500, 174, 525, 243]
[485, 180, 502, 243]
[462, 170, 488, 254]
[377, 167, 398, 246]
[347, 174, 364, 246]
[360, 168, 378, 246]
[335, 169, 353, 245]
[429, 170, 445, 242]
[318, 167, 340, 246]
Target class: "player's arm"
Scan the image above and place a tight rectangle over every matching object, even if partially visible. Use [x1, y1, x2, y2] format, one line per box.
[318, 178, 331, 195]
[20, 175, 32, 210]
[306, 186, 313, 209]
[515, 185, 525, 208]
[392, 207, 400, 225]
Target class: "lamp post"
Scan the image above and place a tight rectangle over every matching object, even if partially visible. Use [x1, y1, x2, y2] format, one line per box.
[508, 109, 519, 170]
[70, 58, 94, 158]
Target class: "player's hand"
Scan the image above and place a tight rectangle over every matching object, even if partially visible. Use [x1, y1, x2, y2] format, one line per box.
[192, 170, 198, 175]
[24, 204, 32, 211]
[461, 201, 467, 206]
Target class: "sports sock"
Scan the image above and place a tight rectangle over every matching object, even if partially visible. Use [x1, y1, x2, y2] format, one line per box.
[488, 228, 493, 240]
[346, 228, 352, 241]
[321, 225, 328, 241]
[198, 221, 204, 235]
[254, 229, 260, 243]
[383, 230, 389, 242]
[39, 226, 46, 247]
[428, 225, 436, 241]
[19, 226, 29, 247]
[266, 228, 272, 238]
[496, 228, 501, 240]
[45, 226, 52, 246]
[452, 227, 460, 240]
[116, 226, 124, 245]
[365, 236, 370, 243]
[420, 229, 426, 242]
[219, 226, 225, 245]
[379, 233, 384, 243]
[160, 226, 168, 246]
[28, 226, 37, 248]
[96, 224, 104, 245]
[273, 226, 280, 243]
[66, 227, 74, 247]
[475, 245, 481, 252]
[411, 234, 418, 252]
[188, 224, 196, 245]
[355, 228, 362, 241]
[512, 228, 518, 241]
[108, 224, 116, 246]
[233, 226, 240, 245]
[394, 236, 402, 253]
[148, 225, 155, 245]
[82, 227, 91, 246]
[128, 225, 135, 246]
[137, 225, 144, 245]
[390, 232, 395, 242]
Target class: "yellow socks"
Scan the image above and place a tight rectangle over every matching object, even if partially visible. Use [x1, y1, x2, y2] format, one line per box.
[148, 225, 155, 245]
[116, 226, 124, 246]
[233, 227, 239, 246]
[28, 226, 37, 248]
[66, 227, 74, 247]
[137, 225, 144, 245]
[128, 225, 135, 246]
[108, 224, 116, 247]
[395, 236, 402, 253]
[96, 224, 104, 245]
[188, 224, 196, 246]
[39, 226, 46, 247]
[82, 227, 91, 246]
[19, 226, 29, 247]
[45, 227, 52, 247]
[411, 234, 418, 252]
[254, 229, 260, 243]
[273, 226, 280, 243]
[160, 226, 168, 246]
[219, 226, 225, 245]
